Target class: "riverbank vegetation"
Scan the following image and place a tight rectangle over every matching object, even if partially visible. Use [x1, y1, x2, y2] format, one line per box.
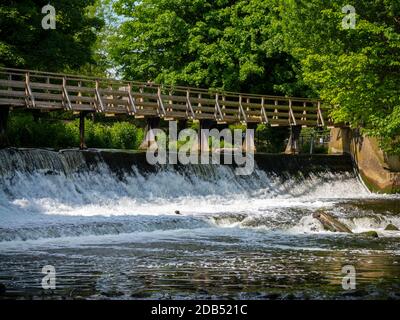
[7, 112, 143, 150]
[1, 0, 399, 154]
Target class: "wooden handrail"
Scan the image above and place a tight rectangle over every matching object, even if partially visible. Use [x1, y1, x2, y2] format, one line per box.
[0, 67, 319, 101]
[0, 67, 329, 126]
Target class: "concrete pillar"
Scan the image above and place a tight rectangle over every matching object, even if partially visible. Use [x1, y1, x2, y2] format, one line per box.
[328, 127, 351, 154]
[243, 123, 257, 153]
[285, 125, 302, 154]
[79, 111, 89, 150]
[169, 119, 187, 151]
[139, 117, 160, 150]
[0, 107, 10, 148]
[198, 119, 215, 153]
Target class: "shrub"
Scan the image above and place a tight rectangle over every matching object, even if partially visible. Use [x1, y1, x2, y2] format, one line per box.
[7, 114, 77, 149]
[6, 113, 144, 150]
[110, 122, 139, 149]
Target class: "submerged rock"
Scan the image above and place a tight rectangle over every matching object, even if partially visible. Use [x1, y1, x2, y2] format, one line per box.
[384, 224, 399, 231]
[359, 231, 379, 238]
[312, 211, 352, 233]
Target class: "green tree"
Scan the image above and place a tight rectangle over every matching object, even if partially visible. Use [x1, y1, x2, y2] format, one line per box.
[0, 0, 103, 72]
[278, 0, 400, 154]
[109, 0, 310, 96]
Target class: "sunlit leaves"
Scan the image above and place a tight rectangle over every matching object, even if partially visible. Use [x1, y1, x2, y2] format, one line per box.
[278, 0, 400, 154]
[109, 0, 309, 95]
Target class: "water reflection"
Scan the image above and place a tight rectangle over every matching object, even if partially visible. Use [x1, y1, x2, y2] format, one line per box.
[0, 190, 399, 300]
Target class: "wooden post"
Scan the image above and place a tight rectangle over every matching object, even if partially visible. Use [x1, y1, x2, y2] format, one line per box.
[285, 125, 302, 154]
[238, 95, 247, 123]
[288, 99, 296, 125]
[198, 119, 214, 152]
[79, 111, 88, 150]
[243, 123, 257, 152]
[186, 89, 195, 119]
[139, 117, 160, 150]
[310, 132, 314, 154]
[0, 107, 10, 148]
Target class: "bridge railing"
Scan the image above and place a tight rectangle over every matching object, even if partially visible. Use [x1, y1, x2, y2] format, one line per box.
[0, 67, 330, 126]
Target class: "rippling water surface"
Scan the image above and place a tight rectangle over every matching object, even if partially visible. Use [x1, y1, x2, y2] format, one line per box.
[0, 149, 399, 299]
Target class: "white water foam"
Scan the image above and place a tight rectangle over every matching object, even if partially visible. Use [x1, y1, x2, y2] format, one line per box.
[0, 149, 395, 243]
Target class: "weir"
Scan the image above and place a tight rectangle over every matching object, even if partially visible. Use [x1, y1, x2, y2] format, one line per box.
[0, 146, 381, 243]
[0, 147, 360, 227]
[0, 148, 354, 178]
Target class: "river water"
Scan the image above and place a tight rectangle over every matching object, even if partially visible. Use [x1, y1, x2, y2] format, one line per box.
[0, 149, 399, 300]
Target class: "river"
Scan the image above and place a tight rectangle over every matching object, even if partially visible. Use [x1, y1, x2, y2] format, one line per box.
[0, 149, 399, 299]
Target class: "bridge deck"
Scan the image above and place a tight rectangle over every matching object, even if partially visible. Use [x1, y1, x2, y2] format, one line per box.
[0, 68, 330, 126]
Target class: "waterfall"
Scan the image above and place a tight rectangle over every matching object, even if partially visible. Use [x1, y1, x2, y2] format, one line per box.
[0, 148, 379, 243]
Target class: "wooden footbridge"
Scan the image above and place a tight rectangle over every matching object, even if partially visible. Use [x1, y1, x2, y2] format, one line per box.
[0, 67, 329, 127]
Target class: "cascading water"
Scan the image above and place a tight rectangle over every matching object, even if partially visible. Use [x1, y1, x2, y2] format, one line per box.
[0, 148, 399, 299]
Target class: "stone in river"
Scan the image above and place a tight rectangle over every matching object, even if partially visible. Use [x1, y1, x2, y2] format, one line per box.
[359, 230, 379, 238]
[312, 210, 352, 233]
[384, 224, 399, 231]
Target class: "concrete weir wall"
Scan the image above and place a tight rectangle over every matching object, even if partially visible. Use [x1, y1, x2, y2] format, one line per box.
[329, 128, 400, 193]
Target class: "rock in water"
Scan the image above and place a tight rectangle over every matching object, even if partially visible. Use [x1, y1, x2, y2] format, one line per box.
[175, 210, 181, 215]
[384, 224, 399, 231]
[359, 231, 379, 238]
[312, 211, 352, 233]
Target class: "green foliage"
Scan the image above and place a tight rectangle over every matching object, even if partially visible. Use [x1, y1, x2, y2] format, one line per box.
[300, 142, 328, 155]
[110, 122, 140, 149]
[256, 124, 289, 153]
[7, 113, 77, 149]
[278, 0, 400, 154]
[108, 0, 310, 96]
[298, 128, 329, 154]
[228, 123, 246, 132]
[208, 136, 233, 149]
[0, 0, 103, 72]
[189, 121, 200, 131]
[7, 114, 143, 150]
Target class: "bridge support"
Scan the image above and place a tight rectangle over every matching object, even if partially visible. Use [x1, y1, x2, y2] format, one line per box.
[285, 125, 302, 154]
[328, 127, 351, 154]
[243, 123, 257, 153]
[139, 117, 160, 150]
[168, 119, 187, 151]
[198, 120, 215, 152]
[79, 111, 89, 150]
[0, 107, 9, 148]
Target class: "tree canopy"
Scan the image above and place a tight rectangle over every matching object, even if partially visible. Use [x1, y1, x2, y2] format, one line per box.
[0, 0, 103, 72]
[109, 0, 309, 96]
[278, 0, 400, 154]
